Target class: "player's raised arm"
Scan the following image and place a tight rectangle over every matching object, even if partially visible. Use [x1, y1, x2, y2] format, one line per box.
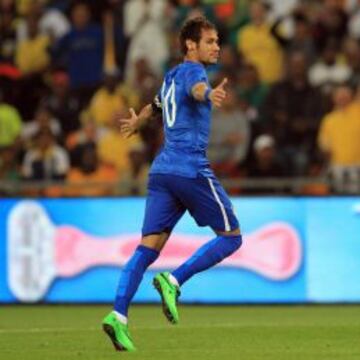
[191, 78, 228, 108]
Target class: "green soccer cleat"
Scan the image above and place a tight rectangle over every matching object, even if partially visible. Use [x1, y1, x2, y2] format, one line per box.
[153, 272, 181, 324]
[102, 312, 136, 352]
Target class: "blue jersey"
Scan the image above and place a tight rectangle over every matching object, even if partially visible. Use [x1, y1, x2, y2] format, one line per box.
[150, 61, 213, 178]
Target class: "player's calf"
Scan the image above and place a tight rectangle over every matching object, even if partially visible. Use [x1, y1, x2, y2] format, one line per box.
[172, 234, 242, 286]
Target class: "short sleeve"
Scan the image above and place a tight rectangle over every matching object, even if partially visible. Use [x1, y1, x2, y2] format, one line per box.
[184, 64, 208, 96]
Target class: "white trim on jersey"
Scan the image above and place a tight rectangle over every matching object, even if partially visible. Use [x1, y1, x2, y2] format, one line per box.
[207, 178, 230, 232]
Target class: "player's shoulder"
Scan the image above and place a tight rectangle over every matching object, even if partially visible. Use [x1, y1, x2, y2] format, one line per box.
[162, 63, 180, 83]
[163, 62, 207, 91]
[181, 61, 206, 74]
[166, 61, 205, 77]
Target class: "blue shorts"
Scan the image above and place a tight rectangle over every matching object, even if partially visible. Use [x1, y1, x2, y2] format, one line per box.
[142, 174, 239, 236]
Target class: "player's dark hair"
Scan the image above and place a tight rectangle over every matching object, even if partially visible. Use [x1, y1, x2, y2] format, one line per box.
[179, 16, 216, 55]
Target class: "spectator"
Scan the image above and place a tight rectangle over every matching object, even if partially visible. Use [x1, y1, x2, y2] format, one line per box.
[116, 80, 140, 112]
[343, 37, 360, 88]
[0, 144, 19, 180]
[348, 0, 360, 39]
[0, 89, 22, 147]
[0, 6, 17, 64]
[16, 0, 31, 15]
[15, 15, 50, 75]
[218, 44, 242, 75]
[45, 71, 81, 136]
[271, 10, 317, 64]
[97, 117, 144, 174]
[101, 1, 127, 73]
[81, 0, 121, 24]
[0, 0, 16, 14]
[88, 70, 128, 127]
[330, 83, 354, 111]
[0, 1, 20, 105]
[65, 143, 118, 197]
[211, 0, 250, 38]
[21, 104, 61, 142]
[236, 63, 269, 117]
[124, 0, 169, 84]
[247, 134, 286, 177]
[15, 15, 50, 118]
[313, 0, 349, 51]
[266, 0, 300, 21]
[237, 1, 284, 83]
[22, 127, 69, 180]
[263, 51, 325, 175]
[172, 0, 218, 33]
[53, 2, 104, 105]
[208, 87, 250, 177]
[16, 0, 70, 42]
[244, 134, 287, 193]
[132, 57, 161, 105]
[118, 142, 149, 196]
[309, 38, 352, 95]
[318, 84, 360, 193]
[65, 112, 107, 166]
[0, 144, 20, 195]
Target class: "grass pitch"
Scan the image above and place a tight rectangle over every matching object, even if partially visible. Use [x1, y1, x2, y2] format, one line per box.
[0, 305, 359, 360]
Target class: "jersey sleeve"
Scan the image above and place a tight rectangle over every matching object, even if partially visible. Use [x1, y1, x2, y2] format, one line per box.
[184, 64, 208, 96]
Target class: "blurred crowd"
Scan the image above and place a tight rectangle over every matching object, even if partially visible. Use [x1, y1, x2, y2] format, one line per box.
[0, 0, 360, 196]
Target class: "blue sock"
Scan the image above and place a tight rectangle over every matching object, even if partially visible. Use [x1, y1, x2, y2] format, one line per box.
[172, 234, 242, 286]
[114, 245, 159, 316]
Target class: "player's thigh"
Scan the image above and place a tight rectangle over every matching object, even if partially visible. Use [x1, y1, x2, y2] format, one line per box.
[142, 174, 186, 238]
[176, 175, 239, 233]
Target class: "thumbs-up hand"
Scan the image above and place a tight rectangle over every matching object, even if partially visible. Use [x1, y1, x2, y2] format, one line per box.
[209, 78, 228, 108]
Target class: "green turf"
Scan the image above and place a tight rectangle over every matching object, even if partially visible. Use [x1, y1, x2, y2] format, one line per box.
[0, 305, 359, 360]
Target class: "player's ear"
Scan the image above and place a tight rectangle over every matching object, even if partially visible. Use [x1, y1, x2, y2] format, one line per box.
[186, 39, 196, 52]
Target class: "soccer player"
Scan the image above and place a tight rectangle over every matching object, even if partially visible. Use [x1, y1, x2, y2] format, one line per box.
[102, 16, 242, 351]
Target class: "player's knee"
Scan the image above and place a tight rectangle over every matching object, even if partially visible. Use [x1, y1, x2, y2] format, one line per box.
[220, 234, 242, 256]
[228, 234, 242, 250]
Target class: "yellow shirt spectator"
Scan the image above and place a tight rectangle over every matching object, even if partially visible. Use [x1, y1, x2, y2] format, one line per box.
[238, 23, 283, 84]
[98, 129, 143, 173]
[118, 84, 140, 110]
[16, 34, 50, 74]
[117, 143, 149, 195]
[88, 88, 127, 127]
[318, 102, 360, 166]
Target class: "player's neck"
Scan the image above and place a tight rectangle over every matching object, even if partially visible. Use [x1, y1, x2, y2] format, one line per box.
[184, 56, 208, 67]
[184, 53, 201, 64]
